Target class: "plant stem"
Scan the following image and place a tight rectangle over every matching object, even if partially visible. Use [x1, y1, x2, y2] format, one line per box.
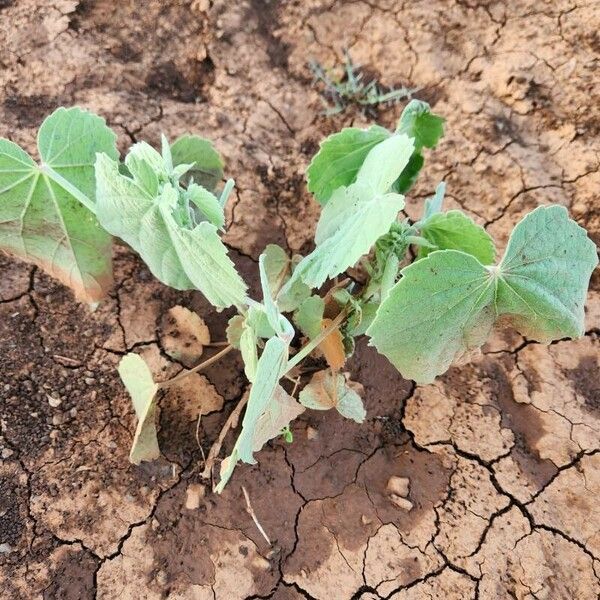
[285, 310, 346, 373]
[158, 344, 233, 389]
[201, 392, 248, 481]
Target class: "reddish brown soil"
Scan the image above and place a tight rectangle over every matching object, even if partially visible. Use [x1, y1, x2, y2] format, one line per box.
[0, 1, 599, 599]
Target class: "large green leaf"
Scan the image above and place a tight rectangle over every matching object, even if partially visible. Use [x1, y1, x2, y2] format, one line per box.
[281, 136, 413, 294]
[170, 134, 224, 192]
[306, 125, 390, 204]
[368, 250, 496, 383]
[95, 152, 247, 309]
[368, 205, 598, 383]
[118, 353, 160, 465]
[418, 210, 495, 264]
[495, 205, 598, 341]
[281, 183, 405, 292]
[0, 107, 117, 302]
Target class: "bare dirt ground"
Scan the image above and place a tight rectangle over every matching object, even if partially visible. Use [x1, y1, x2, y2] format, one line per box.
[0, 1, 599, 598]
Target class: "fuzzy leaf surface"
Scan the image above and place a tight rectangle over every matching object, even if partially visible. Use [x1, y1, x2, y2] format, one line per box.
[495, 204, 598, 341]
[95, 153, 247, 309]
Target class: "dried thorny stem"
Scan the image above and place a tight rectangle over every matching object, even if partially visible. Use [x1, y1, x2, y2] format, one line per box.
[241, 485, 272, 546]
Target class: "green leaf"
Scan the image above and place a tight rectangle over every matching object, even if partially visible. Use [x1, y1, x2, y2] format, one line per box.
[294, 296, 325, 339]
[306, 125, 390, 204]
[216, 336, 289, 492]
[418, 210, 495, 265]
[299, 371, 366, 423]
[368, 205, 598, 383]
[170, 134, 224, 192]
[263, 244, 291, 294]
[0, 107, 117, 303]
[95, 153, 247, 309]
[187, 183, 225, 229]
[238, 336, 288, 463]
[118, 353, 160, 464]
[396, 99, 445, 150]
[367, 250, 496, 383]
[495, 204, 598, 341]
[283, 149, 410, 293]
[356, 134, 415, 193]
[287, 185, 405, 289]
[392, 151, 424, 195]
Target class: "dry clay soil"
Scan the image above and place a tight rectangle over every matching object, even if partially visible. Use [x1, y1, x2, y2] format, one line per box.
[1, 1, 600, 599]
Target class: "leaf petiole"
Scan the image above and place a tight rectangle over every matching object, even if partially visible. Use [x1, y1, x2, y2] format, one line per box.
[285, 309, 347, 373]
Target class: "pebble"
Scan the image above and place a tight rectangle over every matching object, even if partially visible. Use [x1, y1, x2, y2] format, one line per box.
[0, 543, 13, 554]
[47, 394, 62, 408]
[386, 476, 410, 498]
[306, 426, 319, 440]
[1, 448, 14, 459]
[389, 495, 413, 512]
[155, 570, 167, 586]
[185, 483, 205, 510]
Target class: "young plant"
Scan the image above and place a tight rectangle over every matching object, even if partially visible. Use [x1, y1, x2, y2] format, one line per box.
[309, 50, 418, 115]
[1, 102, 597, 493]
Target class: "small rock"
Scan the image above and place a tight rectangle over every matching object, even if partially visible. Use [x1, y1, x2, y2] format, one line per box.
[387, 476, 410, 498]
[151, 518, 160, 531]
[84, 377, 95, 386]
[389, 494, 413, 511]
[306, 426, 318, 440]
[155, 570, 168, 586]
[0, 543, 13, 554]
[52, 414, 65, 426]
[47, 394, 62, 408]
[361, 514, 372, 526]
[185, 483, 205, 510]
[251, 555, 271, 571]
[1, 448, 14, 459]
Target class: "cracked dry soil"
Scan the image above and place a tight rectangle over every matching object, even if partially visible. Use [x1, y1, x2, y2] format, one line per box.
[1, 0, 599, 598]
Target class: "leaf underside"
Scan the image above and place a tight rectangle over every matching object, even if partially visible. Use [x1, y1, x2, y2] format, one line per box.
[0, 107, 118, 302]
[118, 353, 160, 465]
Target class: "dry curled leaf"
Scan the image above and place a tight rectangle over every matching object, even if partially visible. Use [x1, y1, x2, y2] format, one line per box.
[160, 305, 210, 367]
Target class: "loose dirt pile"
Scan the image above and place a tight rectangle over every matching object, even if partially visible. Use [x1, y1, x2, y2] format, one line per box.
[0, 1, 598, 598]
